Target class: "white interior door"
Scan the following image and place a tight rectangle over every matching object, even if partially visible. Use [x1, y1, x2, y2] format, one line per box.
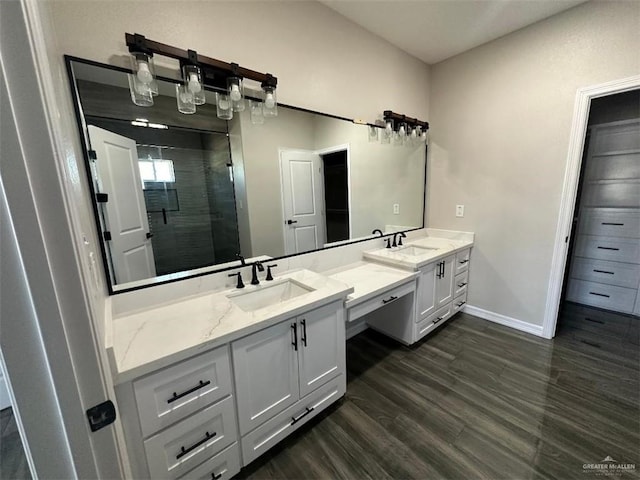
[88, 125, 156, 283]
[280, 149, 326, 254]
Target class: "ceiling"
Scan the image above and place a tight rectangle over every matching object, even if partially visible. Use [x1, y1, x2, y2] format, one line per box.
[320, 0, 588, 64]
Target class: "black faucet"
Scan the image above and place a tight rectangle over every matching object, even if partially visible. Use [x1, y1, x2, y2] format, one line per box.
[265, 264, 278, 281]
[372, 229, 384, 237]
[393, 232, 407, 247]
[228, 271, 245, 289]
[236, 253, 246, 266]
[251, 261, 265, 285]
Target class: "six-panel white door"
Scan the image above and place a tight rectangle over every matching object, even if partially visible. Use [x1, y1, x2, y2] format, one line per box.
[297, 303, 344, 398]
[88, 125, 156, 283]
[232, 321, 299, 436]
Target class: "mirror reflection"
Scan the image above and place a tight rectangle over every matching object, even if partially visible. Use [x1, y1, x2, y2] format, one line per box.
[68, 58, 426, 292]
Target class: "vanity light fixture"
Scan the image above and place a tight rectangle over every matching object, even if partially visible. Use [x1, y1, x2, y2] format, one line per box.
[383, 110, 429, 146]
[125, 33, 278, 121]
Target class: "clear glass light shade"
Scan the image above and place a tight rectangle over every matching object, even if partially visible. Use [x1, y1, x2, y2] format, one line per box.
[129, 52, 158, 97]
[175, 84, 196, 114]
[127, 74, 154, 107]
[249, 100, 264, 125]
[381, 121, 393, 144]
[262, 86, 278, 117]
[183, 65, 205, 105]
[368, 126, 379, 142]
[227, 77, 245, 112]
[216, 92, 233, 120]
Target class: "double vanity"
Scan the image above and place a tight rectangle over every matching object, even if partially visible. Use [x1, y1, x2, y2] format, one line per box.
[105, 230, 473, 479]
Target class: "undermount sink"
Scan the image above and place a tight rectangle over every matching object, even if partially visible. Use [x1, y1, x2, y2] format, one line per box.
[228, 279, 315, 312]
[395, 245, 439, 256]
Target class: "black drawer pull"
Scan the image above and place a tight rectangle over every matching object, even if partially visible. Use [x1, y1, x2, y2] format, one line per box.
[457, 282, 467, 288]
[456, 301, 466, 307]
[593, 269, 614, 275]
[601, 222, 624, 226]
[291, 323, 298, 351]
[382, 295, 398, 304]
[589, 291, 610, 298]
[211, 473, 222, 480]
[291, 407, 314, 426]
[176, 431, 216, 460]
[301, 319, 307, 347]
[458, 259, 469, 264]
[168, 380, 211, 404]
[597, 246, 619, 251]
[433, 316, 445, 324]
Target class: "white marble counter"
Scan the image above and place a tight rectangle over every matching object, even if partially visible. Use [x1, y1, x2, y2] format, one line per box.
[363, 230, 474, 270]
[106, 269, 352, 384]
[326, 261, 418, 308]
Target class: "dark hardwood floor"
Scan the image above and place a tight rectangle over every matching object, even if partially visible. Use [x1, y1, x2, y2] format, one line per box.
[0, 407, 31, 480]
[239, 305, 639, 480]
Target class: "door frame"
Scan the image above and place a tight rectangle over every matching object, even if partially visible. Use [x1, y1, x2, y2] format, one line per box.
[542, 75, 640, 339]
[316, 144, 352, 239]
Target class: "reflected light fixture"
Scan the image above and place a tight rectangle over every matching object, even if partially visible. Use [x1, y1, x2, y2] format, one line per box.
[125, 33, 278, 122]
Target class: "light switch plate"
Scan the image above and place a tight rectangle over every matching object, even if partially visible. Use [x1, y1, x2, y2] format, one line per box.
[393, 203, 400, 214]
[456, 205, 464, 217]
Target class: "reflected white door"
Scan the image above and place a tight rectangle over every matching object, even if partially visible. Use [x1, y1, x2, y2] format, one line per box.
[280, 149, 326, 254]
[88, 125, 156, 283]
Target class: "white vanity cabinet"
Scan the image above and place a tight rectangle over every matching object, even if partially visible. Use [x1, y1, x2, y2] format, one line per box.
[415, 249, 469, 342]
[116, 346, 241, 480]
[232, 300, 345, 465]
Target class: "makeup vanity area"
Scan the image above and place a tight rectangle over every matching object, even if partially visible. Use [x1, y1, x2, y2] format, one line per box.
[65, 39, 473, 479]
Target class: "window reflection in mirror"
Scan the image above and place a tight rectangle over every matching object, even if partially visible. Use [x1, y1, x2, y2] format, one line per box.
[67, 58, 426, 293]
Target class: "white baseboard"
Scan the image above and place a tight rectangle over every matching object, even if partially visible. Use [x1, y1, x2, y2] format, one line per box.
[463, 304, 545, 337]
[346, 319, 368, 340]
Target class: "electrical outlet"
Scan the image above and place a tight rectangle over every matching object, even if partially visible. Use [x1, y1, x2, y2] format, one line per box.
[456, 205, 464, 217]
[393, 203, 400, 215]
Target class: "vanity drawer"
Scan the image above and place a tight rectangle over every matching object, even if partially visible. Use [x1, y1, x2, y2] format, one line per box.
[144, 396, 237, 480]
[134, 346, 233, 438]
[241, 374, 345, 466]
[455, 248, 471, 275]
[453, 292, 467, 313]
[347, 280, 416, 323]
[574, 235, 640, 264]
[566, 279, 636, 313]
[454, 271, 469, 298]
[179, 442, 240, 480]
[415, 303, 452, 341]
[570, 257, 640, 289]
[579, 209, 640, 238]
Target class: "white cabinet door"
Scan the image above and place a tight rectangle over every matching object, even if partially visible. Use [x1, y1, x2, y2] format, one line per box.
[232, 321, 299, 436]
[436, 255, 455, 309]
[297, 303, 344, 398]
[417, 262, 437, 320]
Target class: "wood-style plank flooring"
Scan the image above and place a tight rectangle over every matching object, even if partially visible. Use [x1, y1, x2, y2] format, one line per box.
[239, 304, 639, 479]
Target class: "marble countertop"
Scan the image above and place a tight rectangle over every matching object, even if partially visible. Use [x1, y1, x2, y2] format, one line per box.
[107, 269, 353, 384]
[363, 234, 474, 270]
[326, 261, 418, 308]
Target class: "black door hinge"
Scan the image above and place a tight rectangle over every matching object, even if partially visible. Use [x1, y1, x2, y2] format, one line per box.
[96, 193, 109, 203]
[88, 150, 97, 160]
[103, 231, 112, 241]
[565, 236, 569, 243]
[86, 400, 116, 432]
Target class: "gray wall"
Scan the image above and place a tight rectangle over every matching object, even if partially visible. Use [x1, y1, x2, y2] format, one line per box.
[428, 1, 640, 327]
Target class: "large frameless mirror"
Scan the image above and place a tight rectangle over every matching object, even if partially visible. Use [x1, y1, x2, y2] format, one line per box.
[66, 57, 427, 293]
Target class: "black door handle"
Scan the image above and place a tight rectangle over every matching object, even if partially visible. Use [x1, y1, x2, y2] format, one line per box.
[291, 323, 298, 351]
[301, 319, 307, 347]
[287, 220, 298, 225]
